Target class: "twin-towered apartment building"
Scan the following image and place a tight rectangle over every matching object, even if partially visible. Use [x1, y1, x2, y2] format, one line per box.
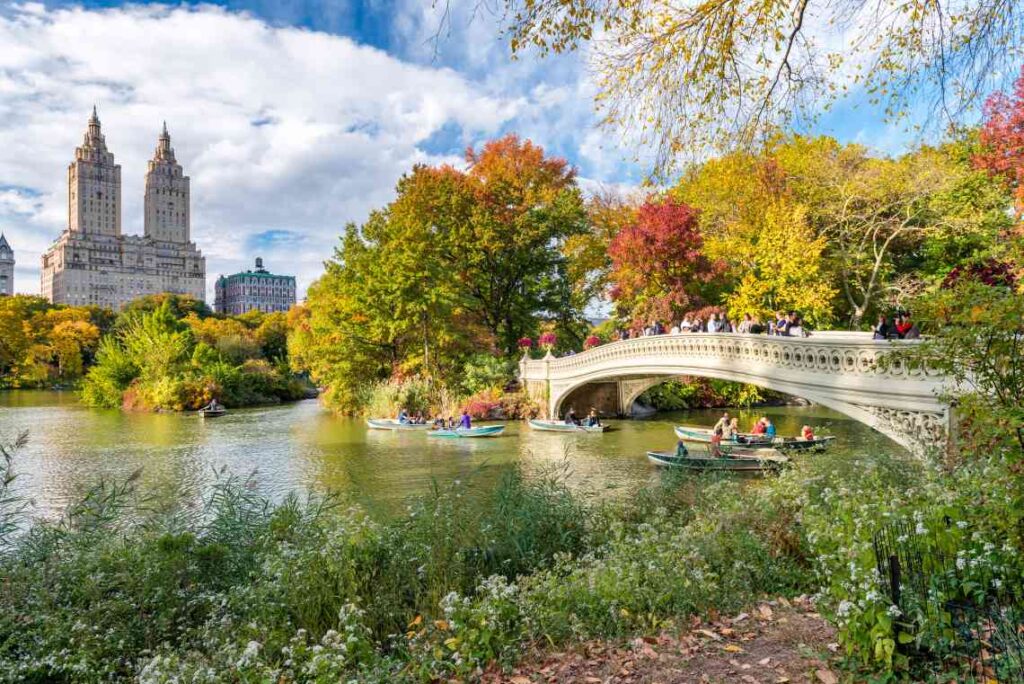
[8, 108, 296, 315]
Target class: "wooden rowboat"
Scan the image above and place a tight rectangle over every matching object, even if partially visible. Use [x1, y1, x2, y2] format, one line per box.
[647, 450, 788, 472]
[528, 419, 608, 433]
[427, 425, 506, 438]
[673, 426, 835, 452]
[198, 406, 227, 418]
[366, 418, 430, 431]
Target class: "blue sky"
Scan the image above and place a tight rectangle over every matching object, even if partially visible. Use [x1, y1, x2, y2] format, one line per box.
[0, 0, 943, 299]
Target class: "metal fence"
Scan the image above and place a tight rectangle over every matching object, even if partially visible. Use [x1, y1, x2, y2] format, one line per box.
[873, 520, 1024, 682]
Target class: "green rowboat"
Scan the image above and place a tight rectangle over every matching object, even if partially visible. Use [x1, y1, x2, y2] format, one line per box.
[647, 450, 788, 472]
[427, 425, 506, 438]
[673, 425, 835, 452]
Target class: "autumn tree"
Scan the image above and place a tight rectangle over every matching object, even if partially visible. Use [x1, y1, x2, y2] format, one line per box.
[563, 188, 638, 311]
[489, 0, 1024, 177]
[723, 200, 836, 325]
[293, 134, 587, 412]
[452, 135, 588, 353]
[607, 196, 725, 325]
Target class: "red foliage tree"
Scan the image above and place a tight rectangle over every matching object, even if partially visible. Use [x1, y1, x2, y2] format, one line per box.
[975, 65, 1024, 213]
[608, 197, 725, 326]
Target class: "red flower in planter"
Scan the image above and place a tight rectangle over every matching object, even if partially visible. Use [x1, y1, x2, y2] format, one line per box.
[539, 332, 557, 350]
[517, 337, 534, 349]
[584, 335, 601, 350]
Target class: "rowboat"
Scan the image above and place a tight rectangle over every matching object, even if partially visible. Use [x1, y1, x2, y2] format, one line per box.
[673, 425, 835, 452]
[528, 419, 608, 433]
[366, 418, 430, 431]
[427, 425, 506, 438]
[647, 450, 788, 472]
[198, 405, 227, 418]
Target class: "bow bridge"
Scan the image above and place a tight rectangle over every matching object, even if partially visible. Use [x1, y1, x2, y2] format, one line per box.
[519, 332, 953, 452]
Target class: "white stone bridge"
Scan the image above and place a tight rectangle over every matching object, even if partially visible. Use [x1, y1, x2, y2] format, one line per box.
[519, 332, 953, 452]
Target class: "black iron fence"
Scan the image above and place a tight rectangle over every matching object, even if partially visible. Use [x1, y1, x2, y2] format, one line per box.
[873, 519, 1024, 682]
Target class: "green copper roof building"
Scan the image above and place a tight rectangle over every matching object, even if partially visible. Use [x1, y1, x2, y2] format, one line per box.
[214, 257, 295, 315]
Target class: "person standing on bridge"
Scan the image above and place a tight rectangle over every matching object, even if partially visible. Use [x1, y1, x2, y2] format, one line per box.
[872, 314, 891, 340]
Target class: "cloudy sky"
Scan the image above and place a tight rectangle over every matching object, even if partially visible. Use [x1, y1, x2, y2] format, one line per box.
[0, 0, 927, 300]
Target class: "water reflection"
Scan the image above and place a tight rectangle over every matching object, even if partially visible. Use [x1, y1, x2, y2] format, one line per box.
[0, 391, 907, 519]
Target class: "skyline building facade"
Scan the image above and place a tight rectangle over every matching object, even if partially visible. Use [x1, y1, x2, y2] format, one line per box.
[0, 233, 13, 296]
[214, 257, 296, 315]
[40, 108, 206, 309]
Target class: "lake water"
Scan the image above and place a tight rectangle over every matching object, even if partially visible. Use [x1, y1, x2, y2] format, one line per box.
[0, 391, 907, 519]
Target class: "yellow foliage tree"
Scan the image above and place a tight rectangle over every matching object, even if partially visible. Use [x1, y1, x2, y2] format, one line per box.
[723, 200, 836, 326]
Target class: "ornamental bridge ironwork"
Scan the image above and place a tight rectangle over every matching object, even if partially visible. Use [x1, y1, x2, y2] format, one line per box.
[519, 332, 953, 452]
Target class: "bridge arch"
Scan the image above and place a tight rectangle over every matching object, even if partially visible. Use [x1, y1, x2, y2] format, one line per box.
[520, 333, 952, 453]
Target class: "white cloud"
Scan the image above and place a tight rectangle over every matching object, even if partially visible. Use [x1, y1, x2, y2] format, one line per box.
[0, 2, 541, 299]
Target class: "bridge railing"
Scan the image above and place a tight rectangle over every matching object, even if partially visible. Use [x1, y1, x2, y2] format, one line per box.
[520, 332, 940, 383]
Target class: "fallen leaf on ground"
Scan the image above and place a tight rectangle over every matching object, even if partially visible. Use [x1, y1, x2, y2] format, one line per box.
[723, 644, 744, 653]
[816, 668, 838, 684]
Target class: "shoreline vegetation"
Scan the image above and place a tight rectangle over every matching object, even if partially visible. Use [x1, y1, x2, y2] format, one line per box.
[0, 293, 314, 412]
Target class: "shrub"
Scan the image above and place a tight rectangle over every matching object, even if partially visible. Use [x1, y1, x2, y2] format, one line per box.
[459, 354, 513, 396]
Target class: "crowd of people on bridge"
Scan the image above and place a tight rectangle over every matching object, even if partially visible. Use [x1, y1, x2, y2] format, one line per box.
[872, 311, 920, 340]
[617, 310, 809, 340]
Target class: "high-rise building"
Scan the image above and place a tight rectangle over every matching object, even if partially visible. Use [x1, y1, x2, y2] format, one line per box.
[0, 233, 13, 296]
[214, 257, 296, 315]
[41, 109, 206, 310]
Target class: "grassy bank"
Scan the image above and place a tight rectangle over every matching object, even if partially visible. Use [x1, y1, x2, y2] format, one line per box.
[0, 433, 1020, 682]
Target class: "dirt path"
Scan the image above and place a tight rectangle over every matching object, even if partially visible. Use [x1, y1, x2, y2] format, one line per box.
[485, 596, 841, 684]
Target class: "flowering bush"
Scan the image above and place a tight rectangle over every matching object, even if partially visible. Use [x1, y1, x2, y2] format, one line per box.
[583, 335, 601, 350]
[461, 389, 502, 419]
[538, 332, 557, 350]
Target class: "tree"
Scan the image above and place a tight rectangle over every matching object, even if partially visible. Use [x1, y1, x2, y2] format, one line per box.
[563, 189, 638, 311]
[724, 200, 836, 325]
[292, 134, 588, 412]
[121, 293, 213, 320]
[607, 196, 725, 324]
[450, 135, 588, 353]
[975, 64, 1024, 213]
[810, 146, 989, 326]
[493, 0, 1024, 177]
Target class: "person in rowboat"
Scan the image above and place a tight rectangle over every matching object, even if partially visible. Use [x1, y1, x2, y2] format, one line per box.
[675, 437, 690, 458]
[586, 408, 601, 427]
[709, 427, 725, 458]
[712, 411, 731, 435]
[398, 408, 409, 424]
[564, 407, 581, 425]
[763, 418, 777, 438]
[801, 425, 815, 441]
[459, 410, 472, 430]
